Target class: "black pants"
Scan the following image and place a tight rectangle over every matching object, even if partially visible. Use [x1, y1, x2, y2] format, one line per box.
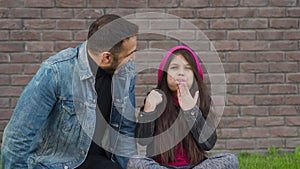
[76, 141, 122, 169]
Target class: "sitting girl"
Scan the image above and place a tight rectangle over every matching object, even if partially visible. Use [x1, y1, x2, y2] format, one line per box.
[127, 46, 239, 169]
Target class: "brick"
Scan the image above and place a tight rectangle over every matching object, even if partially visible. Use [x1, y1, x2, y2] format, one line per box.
[240, 41, 269, 51]
[256, 74, 284, 83]
[270, 106, 298, 116]
[181, 20, 208, 30]
[56, 0, 85, 7]
[286, 138, 300, 148]
[240, 0, 268, 6]
[0, 31, 8, 40]
[0, 98, 9, 109]
[0, 75, 9, 85]
[0, 64, 22, 74]
[0, 43, 24, 52]
[74, 31, 88, 41]
[287, 73, 300, 83]
[241, 128, 269, 138]
[240, 85, 268, 94]
[257, 139, 285, 148]
[0, 20, 22, 29]
[287, 8, 300, 17]
[73, 9, 103, 19]
[167, 31, 196, 40]
[26, 42, 54, 52]
[0, 110, 13, 120]
[57, 20, 86, 30]
[225, 85, 238, 95]
[257, 8, 286, 17]
[43, 31, 72, 41]
[284, 31, 300, 40]
[0, 0, 24, 7]
[11, 98, 19, 108]
[212, 41, 238, 51]
[11, 75, 34, 86]
[240, 63, 268, 73]
[256, 117, 285, 126]
[149, 20, 179, 30]
[256, 96, 285, 105]
[270, 63, 298, 72]
[257, 31, 284, 40]
[179, 41, 210, 51]
[149, 0, 179, 7]
[0, 121, 9, 131]
[10, 53, 41, 63]
[270, 19, 298, 29]
[10, 31, 41, 41]
[104, 9, 136, 17]
[256, 52, 284, 62]
[136, 74, 157, 85]
[241, 106, 269, 116]
[269, 85, 297, 94]
[24, 64, 40, 74]
[9, 8, 41, 18]
[55, 42, 80, 52]
[227, 139, 255, 149]
[227, 95, 254, 105]
[218, 129, 241, 139]
[214, 140, 226, 149]
[0, 9, 9, 18]
[150, 41, 179, 50]
[226, 52, 255, 62]
[286, 96, 300, 105]
[195, 9, 226, 18]
[270, 127, 298, 137]
[286, 117, 300, 126]
[240, 19, 268, 29]
[167, 9, 195, 18]
[41, 53, 56, 61]
[226, 117, 255, 128]
[0, 53, 9, 63]
[270, 0, 297, 6]
[228, 31, 256, 40]
[210, 19, 238, 29]
[180, 0, 209, 7]
[24, 0, 54, 7]
[227, 8, 256, 17]
[223, 106, 239, 116]
[24, 20, 56, 29]
[138, 33, 166, 40]
[118, 0, 147, 8]
[227, 74, 255, 84]
[211, 0, 238, 6]
[201, 31, 225, 40]
[0, 87, 23, 97]
[87, 0, 117, 7]
[223, 63, 239, 73]
[42, 9, 73, 18]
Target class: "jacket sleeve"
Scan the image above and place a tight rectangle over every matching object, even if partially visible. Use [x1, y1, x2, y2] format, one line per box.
[1, 62, 58, 168]
[182, 106, 217, 151]
[135, 108, 157, 146]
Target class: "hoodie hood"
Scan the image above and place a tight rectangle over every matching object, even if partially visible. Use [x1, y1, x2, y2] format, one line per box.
[157, 46, 204, 83]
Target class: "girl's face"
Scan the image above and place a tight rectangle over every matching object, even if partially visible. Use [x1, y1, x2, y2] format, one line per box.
[167, 54, 194, 93]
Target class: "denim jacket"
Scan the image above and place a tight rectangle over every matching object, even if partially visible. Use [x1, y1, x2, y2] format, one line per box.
[1, 41, 137, 169]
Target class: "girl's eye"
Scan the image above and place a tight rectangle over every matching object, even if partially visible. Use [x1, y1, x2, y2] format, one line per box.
[170, 66, 178, 70]
[186, 66, 192, 70]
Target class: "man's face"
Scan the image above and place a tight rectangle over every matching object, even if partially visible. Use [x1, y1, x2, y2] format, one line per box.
[105, 36, 137, 74]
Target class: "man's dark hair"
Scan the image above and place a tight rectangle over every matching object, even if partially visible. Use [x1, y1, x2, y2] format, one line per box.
[87, 14, 138, 57]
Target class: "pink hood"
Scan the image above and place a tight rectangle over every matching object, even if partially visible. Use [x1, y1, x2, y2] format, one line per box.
[157, 46, 204, 82]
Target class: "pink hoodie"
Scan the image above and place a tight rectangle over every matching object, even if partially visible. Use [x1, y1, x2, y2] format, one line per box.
[157, 46, 204, 82]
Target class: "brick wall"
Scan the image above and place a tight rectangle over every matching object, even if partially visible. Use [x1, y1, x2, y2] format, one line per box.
[0, 0, 299, 154]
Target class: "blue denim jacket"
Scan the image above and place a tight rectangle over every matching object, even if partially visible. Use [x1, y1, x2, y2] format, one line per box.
[1, 41, 137, 169]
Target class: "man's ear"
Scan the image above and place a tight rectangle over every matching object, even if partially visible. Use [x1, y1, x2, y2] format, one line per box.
[101, 52, 113, 65]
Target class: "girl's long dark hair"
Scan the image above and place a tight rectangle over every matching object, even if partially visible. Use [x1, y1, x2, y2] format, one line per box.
[154, 49, 213, 165]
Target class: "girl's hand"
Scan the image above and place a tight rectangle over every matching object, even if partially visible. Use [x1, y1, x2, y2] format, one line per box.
[177, 82, 199, 111]
[144, 90, 163, 112]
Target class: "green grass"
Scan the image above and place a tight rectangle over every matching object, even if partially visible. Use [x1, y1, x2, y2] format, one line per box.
[238, 147, 300, 169]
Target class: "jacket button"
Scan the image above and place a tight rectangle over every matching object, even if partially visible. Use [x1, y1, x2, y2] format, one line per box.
[64, 166, 68, 169]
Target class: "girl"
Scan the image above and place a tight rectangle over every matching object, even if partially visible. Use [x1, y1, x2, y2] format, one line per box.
[128, 46, 239, 169]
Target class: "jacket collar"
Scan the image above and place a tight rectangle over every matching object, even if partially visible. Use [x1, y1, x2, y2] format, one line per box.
[77, 41, 94, 81]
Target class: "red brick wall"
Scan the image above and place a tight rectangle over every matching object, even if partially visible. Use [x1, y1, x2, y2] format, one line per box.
[0, 0, 299, 153]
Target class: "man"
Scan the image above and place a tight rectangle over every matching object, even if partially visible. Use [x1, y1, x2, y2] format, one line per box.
[1, 14, 138, 169]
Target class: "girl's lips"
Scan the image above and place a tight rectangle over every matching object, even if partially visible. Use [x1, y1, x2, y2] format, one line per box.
[176, 79, 186, 83]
